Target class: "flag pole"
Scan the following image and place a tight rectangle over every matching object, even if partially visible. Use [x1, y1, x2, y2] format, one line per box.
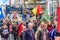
[34, 0, 36, 7]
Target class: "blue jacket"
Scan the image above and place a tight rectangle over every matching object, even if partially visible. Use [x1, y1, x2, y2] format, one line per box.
[22, 13, 26, 21]
[25, 29, 35, 40]
[50, 29, 56, 40]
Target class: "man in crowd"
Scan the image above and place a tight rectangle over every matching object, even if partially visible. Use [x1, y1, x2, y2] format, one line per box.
[37, 23, 50, 40]
[24, 23, 35, 40]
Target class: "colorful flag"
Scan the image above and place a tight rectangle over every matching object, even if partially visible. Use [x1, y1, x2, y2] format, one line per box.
[44, 11, 52, 21]
[0, 6, 5, 19]
[37, 4, 43, 15]
[44, 11, 48, 15]
[32, 7, 37, 15]
[57, 7, 60, 32]
[32, 4, 43, 15]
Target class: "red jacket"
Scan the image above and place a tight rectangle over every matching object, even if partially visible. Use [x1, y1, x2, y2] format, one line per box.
[18, 23, 23, 36]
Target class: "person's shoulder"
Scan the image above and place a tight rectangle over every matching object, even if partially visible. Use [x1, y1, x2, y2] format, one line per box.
[25, 30, 30, 34]
[25, 29, 28, 32]
[37, 27, 42, 31]
[25, 29, 29, 32]
[38, 29, 43, 33]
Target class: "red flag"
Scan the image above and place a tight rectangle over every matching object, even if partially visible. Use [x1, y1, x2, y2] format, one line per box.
[37, 4, 43, 15]
[57, 7, 60, 32]
[18, 23, 23, 36]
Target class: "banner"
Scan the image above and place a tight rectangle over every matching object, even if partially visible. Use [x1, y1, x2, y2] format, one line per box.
[57, 7, 60, 32]
[0, 6, 5, 19]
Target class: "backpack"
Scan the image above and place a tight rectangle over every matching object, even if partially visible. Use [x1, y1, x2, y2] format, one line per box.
[50, 29, 56, 37]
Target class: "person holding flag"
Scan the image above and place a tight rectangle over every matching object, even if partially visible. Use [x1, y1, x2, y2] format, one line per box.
[17, 21, 23, 40]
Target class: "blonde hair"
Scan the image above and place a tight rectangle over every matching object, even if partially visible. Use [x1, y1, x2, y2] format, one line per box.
[44, 24, 47, 28]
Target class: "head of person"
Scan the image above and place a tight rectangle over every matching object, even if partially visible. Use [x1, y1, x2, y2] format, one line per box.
[40, 22, 45, 28]
[23, 26, 27, 31]
[2, 23, 7, 28]
[13, 22, 17, 26]
[42, 24, 47, 30]
[53, 20, 57, 25]
[20, 21, 24, 26]
[23, 10, 26, 14]
[53, 20, 57, 29]
[28, 22, 33, 30]
[9, 20, 12, 24]
[48, 20, 52, 25]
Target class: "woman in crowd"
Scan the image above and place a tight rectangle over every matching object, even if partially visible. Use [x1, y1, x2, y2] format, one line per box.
[47, 20, 53, 32]
[1, 23, 9, 40]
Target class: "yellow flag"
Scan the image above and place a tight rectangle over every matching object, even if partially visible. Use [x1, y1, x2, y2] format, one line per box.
[32, 7, 37, 15]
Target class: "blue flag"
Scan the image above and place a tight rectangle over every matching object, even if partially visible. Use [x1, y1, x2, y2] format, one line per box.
[0, 7, 5, 19]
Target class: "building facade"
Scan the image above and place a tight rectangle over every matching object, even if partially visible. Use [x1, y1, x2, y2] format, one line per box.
[0, 0, 57, 14]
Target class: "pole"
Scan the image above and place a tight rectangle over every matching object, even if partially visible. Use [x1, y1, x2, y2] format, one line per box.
[59, 0, 60, 6]
[34, 0, 36, 7]
[9, 0, 11, 6]
[57, 0, 59, 6]
[47, 0, 50, 14]
[23, 0, 26, 9]
[52, 0, 54, 16]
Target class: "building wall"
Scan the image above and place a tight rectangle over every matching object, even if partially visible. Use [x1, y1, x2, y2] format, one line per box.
[9, 0, 46, 9]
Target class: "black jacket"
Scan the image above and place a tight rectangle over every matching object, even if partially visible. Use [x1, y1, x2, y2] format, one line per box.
[12, 26, 17, 36]
[1, 27, 9, 38]
[25, 29, 35, 40]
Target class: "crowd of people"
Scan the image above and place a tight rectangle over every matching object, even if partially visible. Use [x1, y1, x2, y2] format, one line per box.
[0, 9, 57, 40]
